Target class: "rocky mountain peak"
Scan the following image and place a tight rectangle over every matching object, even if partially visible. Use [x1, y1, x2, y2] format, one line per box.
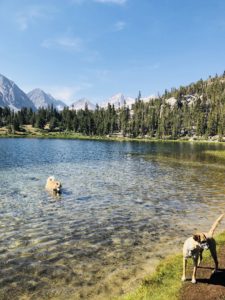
[0, 74, 36, 111]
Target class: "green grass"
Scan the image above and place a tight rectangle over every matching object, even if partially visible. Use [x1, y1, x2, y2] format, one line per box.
[118, 231, 225, 300]
[0, 124, 225, 144]
[215, 230, 225, 245]
[1, 128, 225, 145]
[118, 255, 183, 300]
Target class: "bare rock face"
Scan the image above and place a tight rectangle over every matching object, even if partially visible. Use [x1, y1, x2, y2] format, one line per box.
[70, 98, 96, 111]
[0, 74, 36, 111]
[28, 88, 66, 111]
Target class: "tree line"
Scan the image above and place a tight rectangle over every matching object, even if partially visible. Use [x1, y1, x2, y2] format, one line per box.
[0, 73, 225, 140]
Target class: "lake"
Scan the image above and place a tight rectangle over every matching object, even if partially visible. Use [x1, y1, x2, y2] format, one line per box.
[0, 138, 225, 299]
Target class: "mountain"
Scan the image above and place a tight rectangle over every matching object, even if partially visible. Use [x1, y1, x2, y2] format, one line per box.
[101, 93, 126, 109]
[125, 96, 136, 108]
[27, 88, 66, 111]
[101, 93, 156, 109]
[165, 94, 202, 108]
[141, 95, 156, 103]
[102, 93, 138, 109]
[0, 74, 36, 111]
[70, 98, 96, 111]
[0, 73, 157, 112]
[165, 97, 177, 107]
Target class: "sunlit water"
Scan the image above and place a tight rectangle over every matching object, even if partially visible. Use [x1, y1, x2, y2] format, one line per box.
[0, 138, 225, 299]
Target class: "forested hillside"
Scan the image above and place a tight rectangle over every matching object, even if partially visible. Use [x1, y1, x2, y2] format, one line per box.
[0, 73, 225, 140]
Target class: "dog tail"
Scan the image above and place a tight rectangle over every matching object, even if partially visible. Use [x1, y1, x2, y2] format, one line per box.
[208, 213, 224, 237]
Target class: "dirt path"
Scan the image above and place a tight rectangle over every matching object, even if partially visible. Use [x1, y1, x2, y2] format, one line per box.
[180, 244, 225, 300]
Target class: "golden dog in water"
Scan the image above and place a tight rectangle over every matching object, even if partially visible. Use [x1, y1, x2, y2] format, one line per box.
[45, 176, 62, 194]
[182, 213, 224, 284]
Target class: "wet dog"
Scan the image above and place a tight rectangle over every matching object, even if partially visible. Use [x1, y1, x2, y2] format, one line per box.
[182, 213, 224, 284]
[45, 176, 62, 194]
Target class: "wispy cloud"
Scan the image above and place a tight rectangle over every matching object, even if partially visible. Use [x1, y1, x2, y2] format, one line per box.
[82, 50, 101, 62]
[70, 0, 127, 5]
[127, 61, 160, 72]
[16, 5, 54, 31]
[23, 85, 85, 103]
[41, 83, 93, 103]
[70, 0, 85, 4]
[94, 0, 127, 4]
[47, 86, 82, 102]
[41, 36, 83, 52]
[114, 21, 126, 31]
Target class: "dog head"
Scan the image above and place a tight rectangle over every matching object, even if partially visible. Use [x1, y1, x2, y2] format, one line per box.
[46, 176, 62, 193]
[193, 233, 209, 250]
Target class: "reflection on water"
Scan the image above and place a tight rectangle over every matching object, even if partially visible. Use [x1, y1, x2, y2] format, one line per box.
[0, 139, 225, 299]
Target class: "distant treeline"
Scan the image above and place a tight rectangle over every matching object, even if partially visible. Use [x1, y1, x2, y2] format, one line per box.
[0, 73, 225, 139]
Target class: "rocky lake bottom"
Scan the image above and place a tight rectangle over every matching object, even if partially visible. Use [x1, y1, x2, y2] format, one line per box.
[0, 138, 225, 299]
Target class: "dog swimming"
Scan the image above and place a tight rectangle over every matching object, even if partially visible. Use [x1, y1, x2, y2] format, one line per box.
[45, 176, 62, 194]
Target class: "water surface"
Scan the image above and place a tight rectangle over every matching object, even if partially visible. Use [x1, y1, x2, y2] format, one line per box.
[0, 138, 225, 299]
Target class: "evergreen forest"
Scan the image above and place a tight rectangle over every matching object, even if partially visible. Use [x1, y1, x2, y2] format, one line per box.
[0, 73, 225, 140]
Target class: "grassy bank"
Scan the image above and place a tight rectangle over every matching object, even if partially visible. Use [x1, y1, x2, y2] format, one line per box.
[0, 126, 225, 145]
[118, 231, 225, 300]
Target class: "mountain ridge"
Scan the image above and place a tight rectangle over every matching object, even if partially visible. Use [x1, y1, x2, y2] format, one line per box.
[0, 72, 224, 140]
[1, 72, 224, 113]
[0, 74, 36, 111]
[0, 73, 143, 111]
[27, 88, 66, 111]
[70, 98, 96, 111]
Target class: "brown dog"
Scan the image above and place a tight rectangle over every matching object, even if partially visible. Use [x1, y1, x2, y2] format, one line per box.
[45, 176, 62, 194]
[182, 213, 224, 284]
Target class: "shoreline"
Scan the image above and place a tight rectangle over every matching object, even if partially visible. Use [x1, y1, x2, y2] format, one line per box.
[118, 230, 225, 300]
[0, 130, 225, 145]
[0, 130, 225, 299]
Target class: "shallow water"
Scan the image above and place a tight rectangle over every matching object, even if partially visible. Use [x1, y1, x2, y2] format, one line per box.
[0, 138, 225, 299]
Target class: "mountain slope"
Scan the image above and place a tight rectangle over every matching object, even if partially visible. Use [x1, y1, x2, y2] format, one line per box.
[101, 93, 137, 109]
[0, 74, 36, 111]
[70, 98, 96, 110]
[101, 94, 156, 109]
[27, 88, 66, 111]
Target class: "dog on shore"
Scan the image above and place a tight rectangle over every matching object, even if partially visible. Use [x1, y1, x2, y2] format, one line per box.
[45, 176, 62, 194]
[182, 213, 224, 284]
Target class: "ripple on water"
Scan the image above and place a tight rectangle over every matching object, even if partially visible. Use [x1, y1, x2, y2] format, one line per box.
[0, 139, 225, 299]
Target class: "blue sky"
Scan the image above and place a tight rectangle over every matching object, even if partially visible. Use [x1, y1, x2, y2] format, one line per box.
[1, 0, 225, 104]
